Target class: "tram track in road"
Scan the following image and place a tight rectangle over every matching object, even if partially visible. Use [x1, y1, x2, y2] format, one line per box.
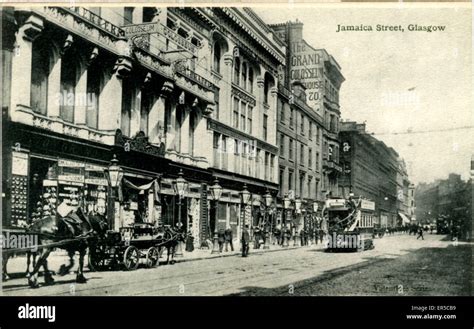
[131, 249, 357, 296]
[55, 248, 326, 296]
[3, 236, 444, 296]
[4, 247, 383, 296]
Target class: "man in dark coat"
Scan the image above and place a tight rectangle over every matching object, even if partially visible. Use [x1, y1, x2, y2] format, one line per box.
[241, 225, 250, 257]
[224, 227, 234, 252]
[254, 226, 262, 249]
[218, 227, 226, 252]
[416, 226, 424, 240]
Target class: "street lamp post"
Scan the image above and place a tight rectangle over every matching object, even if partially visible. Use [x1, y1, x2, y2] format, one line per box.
[173, 169, 188, 257]
[263, 190, 273, 250]
[294, 198, 302, 246]
[104, 154, 123, 230]
[240, 184, 251, 250]
[312, 201, 319, 245]
[283, 194, 291, 247]
[209, 178, 223, 254]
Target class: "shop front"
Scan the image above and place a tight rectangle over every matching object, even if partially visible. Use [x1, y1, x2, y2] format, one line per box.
[3, 122, 114, 229]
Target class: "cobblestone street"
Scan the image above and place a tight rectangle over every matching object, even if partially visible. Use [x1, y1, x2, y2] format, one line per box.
[3, 234, 467, 296]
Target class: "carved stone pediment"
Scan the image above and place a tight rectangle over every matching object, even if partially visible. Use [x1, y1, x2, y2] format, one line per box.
[115, 129, 165, 157]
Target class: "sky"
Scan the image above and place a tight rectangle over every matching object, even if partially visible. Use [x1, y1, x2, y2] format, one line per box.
[255, 4, 473, 184]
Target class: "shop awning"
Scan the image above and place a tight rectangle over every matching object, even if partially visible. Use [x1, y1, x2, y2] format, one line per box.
[398, 212, 411, 224]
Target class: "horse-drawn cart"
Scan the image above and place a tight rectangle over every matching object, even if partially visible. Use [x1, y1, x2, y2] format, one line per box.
[88, 223, 183, 271]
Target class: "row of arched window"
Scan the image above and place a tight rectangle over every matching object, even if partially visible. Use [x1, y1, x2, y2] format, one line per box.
[30, 33, 103, 130]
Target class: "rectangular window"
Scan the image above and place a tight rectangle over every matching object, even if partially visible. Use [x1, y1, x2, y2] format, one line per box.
[279, 99, 284, 123]
[86, 63, 100, 129]
[233, 98, 239, 129]
[279, 168, 285, 195]
[264, 152, 269, 181]
[299, 173, 305, 197]
[316, 152, 320, 170]
[289, 139, 294, 160]
[247, 106, 253, 134]
[300, 144, 304, 165]
[290, 108, 294, 128]
[308, 148, 312, 168]
[142, 7, 155, 23]
[309, 122, 313, 140]
[308, 176, 313, 198]
[288, 170, 294, 191]
[255, 148, 261, 178]
[270, 155, 275, 181]
[221, 135, 228, 170]
[213, 133, 220, 168]
[300, 114, 305, 135]
[124, 7, 134, 24]
[213, 90, 219, 120]
[59, 53, 77, 123]
[316, 126, 320, 144]
[263, 114, 268, 141]
[234, 139, 240, 173]
[280, 134, 285, 156]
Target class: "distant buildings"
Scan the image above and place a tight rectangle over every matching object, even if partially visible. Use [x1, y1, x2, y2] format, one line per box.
[339, 121, 413, 228]
[415, 173, 472, 240]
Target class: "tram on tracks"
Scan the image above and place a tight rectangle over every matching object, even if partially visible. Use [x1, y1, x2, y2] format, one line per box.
[322, 196, 375, 252]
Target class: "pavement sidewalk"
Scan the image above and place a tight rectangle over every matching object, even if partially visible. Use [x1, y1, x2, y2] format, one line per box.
[176, 241, 325, 263]
[4, 241, 326, 276]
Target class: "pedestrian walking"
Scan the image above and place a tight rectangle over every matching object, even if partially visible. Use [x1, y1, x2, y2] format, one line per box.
[274, 227, 281, 246]
[254, 226, 262, 249]
[218, 227, 225, 252]
[241, 225, 250, 257]
[300, 229, 305, 246]
[224, 227, 234, 252]
[416, 226, 424, 240]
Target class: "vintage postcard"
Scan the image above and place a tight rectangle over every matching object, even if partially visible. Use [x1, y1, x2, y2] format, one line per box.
[0, 2, 472, 311]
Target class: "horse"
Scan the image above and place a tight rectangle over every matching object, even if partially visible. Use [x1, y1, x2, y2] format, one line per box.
[156, 227, 187, 265]
[26, 208, 108, 288]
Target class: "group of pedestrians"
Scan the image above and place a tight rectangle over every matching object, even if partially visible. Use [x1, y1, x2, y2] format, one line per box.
[217, 225, 329, 258]
[217, 227, 235, 253]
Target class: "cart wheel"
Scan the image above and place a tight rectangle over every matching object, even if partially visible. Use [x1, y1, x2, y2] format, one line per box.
[88, 244, 107, 272]
[123, 246, 140, 271]
[145, 247, 159, 268]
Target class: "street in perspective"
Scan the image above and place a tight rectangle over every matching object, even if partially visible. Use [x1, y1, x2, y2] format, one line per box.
[1, 5, 472, 297]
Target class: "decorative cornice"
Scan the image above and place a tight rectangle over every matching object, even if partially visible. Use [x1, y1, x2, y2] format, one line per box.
[19, 13, 44, 41]
[231, 84, 256, 106]
[221, 8, 285, 65]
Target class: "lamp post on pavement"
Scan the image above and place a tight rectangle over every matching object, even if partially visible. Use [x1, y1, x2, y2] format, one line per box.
[209, 177, 223, 254]
[173, 169, 188, 257]
[263, 190, 273, 249]
[104, 154, 124, 230]
[294, 198, 302, 246]
[283, 194, 291, 247]
[312, 201, 319, 245]
[240, 184, 251, 249]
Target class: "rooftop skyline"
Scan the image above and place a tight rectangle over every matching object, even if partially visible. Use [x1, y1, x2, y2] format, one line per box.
[255, 4, 473, 184]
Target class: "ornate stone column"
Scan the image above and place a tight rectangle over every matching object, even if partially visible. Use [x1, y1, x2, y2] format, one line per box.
[10, 13, 44, 123]
[149, 81, 173, 146]
[269, 86, 279, 146]
[256, 75, 265, 141]
[220, 52, 234, 126]
[98, 56, 132, 133]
